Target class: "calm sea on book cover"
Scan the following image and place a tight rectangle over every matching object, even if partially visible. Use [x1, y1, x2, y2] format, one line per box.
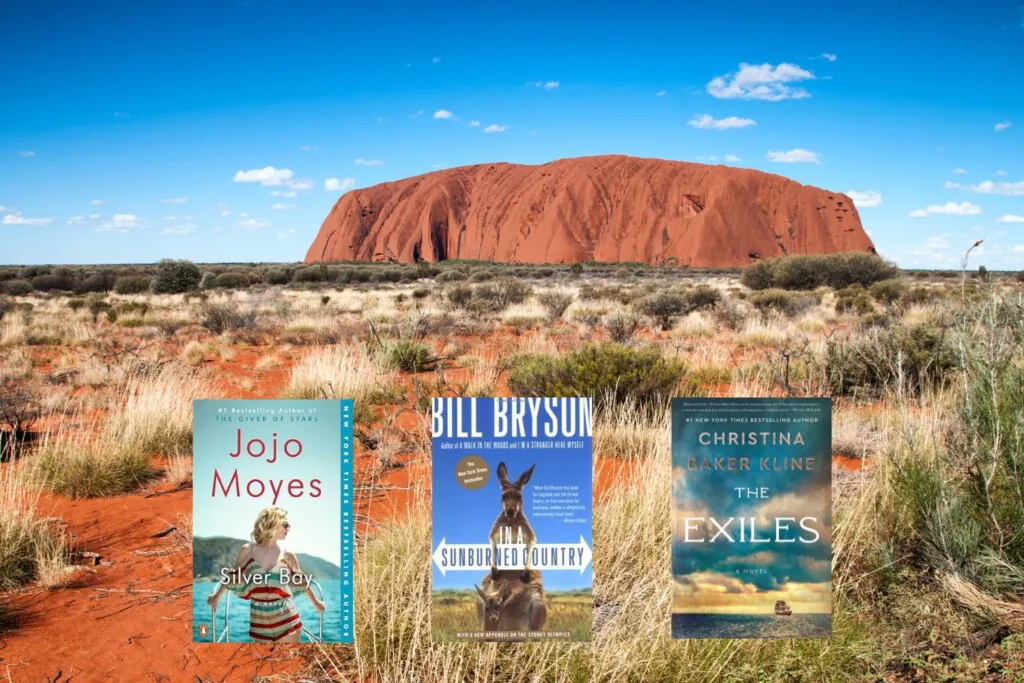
[431, 397, 593, 642]
[672, 398, 832, 639]
[192, 400, 354, 643]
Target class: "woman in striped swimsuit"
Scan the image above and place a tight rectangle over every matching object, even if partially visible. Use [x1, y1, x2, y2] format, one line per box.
[207, 506, 326, 642]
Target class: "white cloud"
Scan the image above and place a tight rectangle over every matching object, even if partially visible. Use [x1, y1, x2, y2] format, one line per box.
[696, 155, 719, 161]
[821, 53, 837, 62]
[354, 157, 384, 166]
[90, 199, 103, 205]
[270, 203, 294, 210]
[3, 213, 52, 226]
[162, 197, 188, 204]
[909, 201, 982, 217]
[656, 90, 667, 97]
[724, 154, 742, 162]
[688, 113, 757, 130]
[847, 190, 882, 208]
[996, 214, 1024, 223]
[287, 179, 314, 191]
[994, 121, 1011, 132]
[161, 227, 193, 235]
[220, 209, 232, 216]
[237, 218, 270, 230]
[233, 166, 294, 186]
[468, 120, 480, 127]
[483, 124, 507, 133]
[0, 205, 9, 212]
[96, 214, 143, 233]
[433, 109, 455, 120]
[952, 168, 967, 174]
[300, 144, 318, 152]
[945, 179, 1024, 196]
[707, 62, 815, 101]
[17, 150, 36, 158]
[996, 170, 1007, 176]
[526, 80, 559, 90]
[925, 236, 949, 251]
[767, 148, 821, 163]
[270, 190, 298, 198]
[277, 229, 297, 239]
[325, 177, 356, 192]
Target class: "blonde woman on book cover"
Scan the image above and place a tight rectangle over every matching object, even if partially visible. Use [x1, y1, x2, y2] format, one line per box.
[207, 506, 325, 642]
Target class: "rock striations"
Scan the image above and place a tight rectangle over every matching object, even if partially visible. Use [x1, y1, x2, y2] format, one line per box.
[305, 155, 875, 267]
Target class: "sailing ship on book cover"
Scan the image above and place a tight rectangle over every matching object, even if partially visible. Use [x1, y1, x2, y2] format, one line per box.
[431, 397, 593, 642]
[672, 398, 832, 639]
[192, 400, 354, 643]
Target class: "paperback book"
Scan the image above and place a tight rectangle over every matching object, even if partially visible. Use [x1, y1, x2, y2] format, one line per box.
[672, 398, 832, 639]
[431, 397, 593, 642]
[192, 399, 354, 643]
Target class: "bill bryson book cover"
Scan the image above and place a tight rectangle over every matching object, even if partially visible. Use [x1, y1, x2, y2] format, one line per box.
[431, 397, 593, 642]
[672, 398, 832, 639]
[192, 400, 354, 643]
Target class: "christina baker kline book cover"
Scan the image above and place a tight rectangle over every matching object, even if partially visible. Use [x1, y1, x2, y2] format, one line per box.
[192, 400, 354, 643]
[672, 398, 831, 639]
[431, 397, 593, 642]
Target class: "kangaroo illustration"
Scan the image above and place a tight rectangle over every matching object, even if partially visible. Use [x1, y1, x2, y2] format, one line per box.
[475, 571, 547, 635]
[489, 462, 536, 582]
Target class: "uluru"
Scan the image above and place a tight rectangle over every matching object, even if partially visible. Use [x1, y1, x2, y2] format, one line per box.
[304, 155, 875, 267]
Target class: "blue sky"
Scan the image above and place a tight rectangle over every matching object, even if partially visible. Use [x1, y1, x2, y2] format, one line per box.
[1, 1, 1022, 268]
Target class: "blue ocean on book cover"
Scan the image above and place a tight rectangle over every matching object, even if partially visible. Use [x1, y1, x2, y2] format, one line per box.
[431, 397, 593, 642]
[192, 400, 354, 643]
[672, 398, 832, 639]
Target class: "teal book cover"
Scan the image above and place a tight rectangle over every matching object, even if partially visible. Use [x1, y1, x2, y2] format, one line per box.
[672, 398, 832, 639]
[192, 400, 354, 643]
[431, 397, 594, 642]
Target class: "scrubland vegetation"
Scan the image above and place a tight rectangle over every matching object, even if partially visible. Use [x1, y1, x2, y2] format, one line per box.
[1, 252, 1022, 679]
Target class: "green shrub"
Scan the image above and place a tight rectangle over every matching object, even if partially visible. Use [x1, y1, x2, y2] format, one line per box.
[293, 265, 329, 283]
[265, 268, 293, 285]
[868, 278, 907, 305]
[151, 259, 201, 294]
[436, 270, 467, 283]
[749, 289, 816, 317]
[825, 323, 957, 397]
[637, 291, 688, 331]
[537, 291, 574, 322]
[385, 341, 436, 373]
[85, 293, 111, 322]
[741, 252, 898, 291]
[685, 286, 721, 311]
[506, 343, 686, 411]
[213, 272, 250, 289]
[113, 275, 151, 294]
[31, 273, 74, 292]
[67, 298, 86, 312]
[200, 303, 257, 335]
[2, 280, 33, 296]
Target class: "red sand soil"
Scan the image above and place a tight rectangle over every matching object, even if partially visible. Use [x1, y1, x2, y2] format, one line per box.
[305, 154, 875, 267]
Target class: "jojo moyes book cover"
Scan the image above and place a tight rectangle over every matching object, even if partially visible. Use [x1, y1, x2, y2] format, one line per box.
[672, 398, 832, 639]
[192, 400, 354, 643]
[431, 397, 593, 642]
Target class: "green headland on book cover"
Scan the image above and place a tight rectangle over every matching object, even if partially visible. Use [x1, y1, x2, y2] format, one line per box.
[672, 398, 832, 639]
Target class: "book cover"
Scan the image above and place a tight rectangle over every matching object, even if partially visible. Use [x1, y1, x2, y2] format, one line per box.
[671, 398, 832, 639]
[431, 397, 593, 642]
[192, 400, 354, 643]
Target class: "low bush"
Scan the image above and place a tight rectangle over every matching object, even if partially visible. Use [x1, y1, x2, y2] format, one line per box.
[537, 291, 574, 322]
[868, 278, 907, 305]
[741, 252, 898, 291]
[151, 259, 201, 294]
[2, 280, 33, 296]
[506, 343, 686, 411]
[200, 303, 257, 335]
[113, 275, 151, 294]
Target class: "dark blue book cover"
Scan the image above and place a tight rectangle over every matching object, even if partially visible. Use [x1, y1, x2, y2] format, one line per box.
[672, 398, 832, 639]
[192, 399, 354, 643]
[431, 397, 593, 642]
